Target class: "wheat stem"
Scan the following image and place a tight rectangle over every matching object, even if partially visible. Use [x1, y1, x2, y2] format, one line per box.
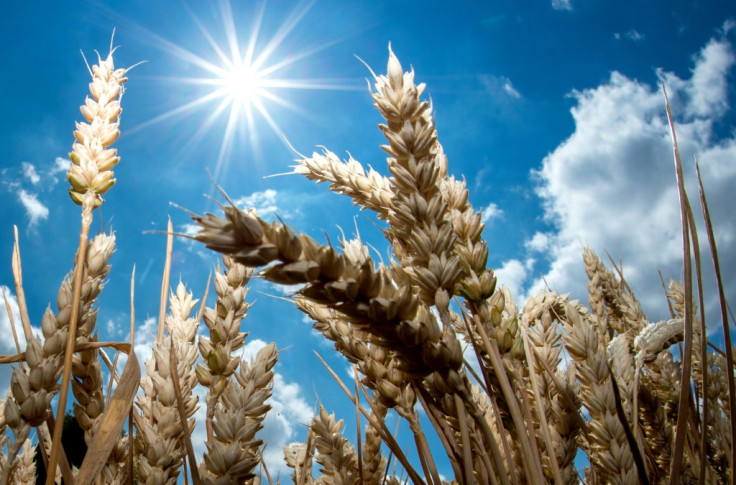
[47, 196, 93, 485]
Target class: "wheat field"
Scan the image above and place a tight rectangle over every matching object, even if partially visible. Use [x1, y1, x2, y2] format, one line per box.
[0, 40, 733, 485]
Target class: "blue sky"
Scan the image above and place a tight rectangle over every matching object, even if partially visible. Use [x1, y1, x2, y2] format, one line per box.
[1, 0, 735, 478]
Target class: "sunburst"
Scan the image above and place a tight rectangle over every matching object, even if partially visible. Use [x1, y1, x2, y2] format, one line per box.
[119, 0, 357, 180]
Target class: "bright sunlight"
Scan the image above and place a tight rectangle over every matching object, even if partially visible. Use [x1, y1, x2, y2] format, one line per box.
[121, 0, 355, 180]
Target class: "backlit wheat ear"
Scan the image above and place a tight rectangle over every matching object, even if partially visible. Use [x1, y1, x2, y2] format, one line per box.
[284, 440, 314, 484]
[361, 400, 388, 484]
[294, 150, 394, 219]
[67, 49, 128, 210]
[135, 283, 199, 484]
[3, 336, 58, 481]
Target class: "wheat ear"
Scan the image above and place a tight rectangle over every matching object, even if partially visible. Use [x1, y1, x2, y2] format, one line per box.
[311, 406, 360, 483]
[196, 256, 251, 441]
[135, 283, 199, 484]
[67, 233, 116, 440]
[284, 440, 315, 485]
[46, 43, 128, 484]
[561, 301, 638, 483]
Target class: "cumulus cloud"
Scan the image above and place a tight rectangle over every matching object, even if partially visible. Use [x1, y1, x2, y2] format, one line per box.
[513, 29, 736, 320]
[496, 259, 535, 300]
[21, 162, 40, 184]
[551, 0, 572, 11]
[235, 189, 280, 216]
[18, 189, 49, 226]
[51, 157, 71, 174]
[615, 29, 645, 42]
[480, 203, 503, 223]
[525, 232, 551, 253]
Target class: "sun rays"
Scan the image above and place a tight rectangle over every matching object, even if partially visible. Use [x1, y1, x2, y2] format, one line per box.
[116, 0, 358, 181]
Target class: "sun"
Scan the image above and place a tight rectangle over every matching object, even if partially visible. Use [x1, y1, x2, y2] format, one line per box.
[224, 62, 263, 106]
[120, 0, 358, 181]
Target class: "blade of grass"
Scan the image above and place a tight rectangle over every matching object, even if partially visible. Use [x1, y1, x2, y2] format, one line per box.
[127, 287, 135, 484]
[353, 366, 364, 485]
[607, 361, 650, 485]
[169, 340, 200, 485]
[261, 451, 274, 485]
[470, 312, 543, 484]
[157, 218, 174, 343]
[458, 312, 516, 485]
[454, 393, 475, 485]
[462, 358, 516, 485]
[683, 182, 708, 485]
[11, 226, 33, 342]
[696, 160, 736, 479]
[663, 84, 695, 485]
[296, 427, 314, 485]
[413, 382, 463, 481]
[75, 348, 140, 485]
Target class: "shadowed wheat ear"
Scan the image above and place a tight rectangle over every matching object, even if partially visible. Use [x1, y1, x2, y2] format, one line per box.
[199, 342, 278, 483]
[311, 406, 360, 483]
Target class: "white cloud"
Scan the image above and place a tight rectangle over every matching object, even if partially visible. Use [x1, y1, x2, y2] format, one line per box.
[525, 232, 551, 253]
[51, 157, 71, 174]
[49, 157, 71, 185]
[520, 32, 736, 321]
[615, 29, 645, 42]
[480, 203, 503, 223]
[132, 317, 157, 373]
[479, 75, 523, 101]
[495, 260, 530, 301]
[258, 369, 313, 478]
[21, 162, 40, 184]
[17, 189, 49, 226]
[0, 286, 22, 355]
[503, 80, 521, 99]
[551, 0, 572, 11]
[235, 189, 280, 216]
[180, 223, 200, 238]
